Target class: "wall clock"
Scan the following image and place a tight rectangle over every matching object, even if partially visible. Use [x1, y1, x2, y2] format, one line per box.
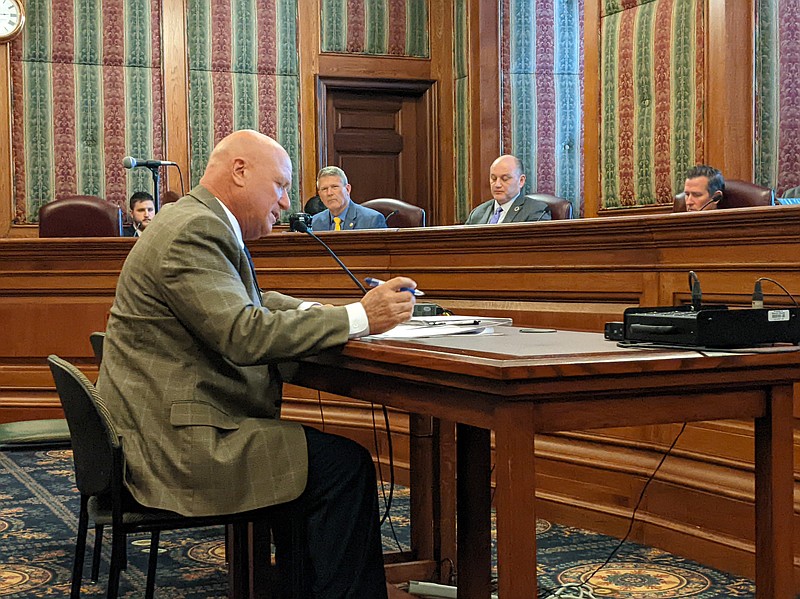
[0, 0, 24, 43]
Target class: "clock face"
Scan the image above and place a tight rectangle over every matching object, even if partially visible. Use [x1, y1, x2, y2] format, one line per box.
[0, 0, 24, 41]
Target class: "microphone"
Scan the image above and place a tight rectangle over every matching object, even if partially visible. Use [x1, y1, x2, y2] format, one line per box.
[383, 210, 399, 225]
[290, 219, 368, 294]
[122, 156, 177, 169]
[535, 205, 551, 222]
[698, 193, 722, 211]
[689, 271, 702, 311]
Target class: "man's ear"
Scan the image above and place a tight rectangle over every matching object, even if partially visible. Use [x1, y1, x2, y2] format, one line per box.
[519, 174, 527, 187]
[231, 158, 247, 187]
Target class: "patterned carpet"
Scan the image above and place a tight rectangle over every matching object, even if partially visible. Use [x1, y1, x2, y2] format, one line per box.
[0, 448, 764, 598]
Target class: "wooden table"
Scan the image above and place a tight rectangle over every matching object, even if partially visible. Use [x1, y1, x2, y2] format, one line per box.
[290, 328, 798, 599]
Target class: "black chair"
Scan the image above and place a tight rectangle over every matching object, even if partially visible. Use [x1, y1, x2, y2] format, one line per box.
[524, 193, 574, 219]
[39, 195, 123, 237]
[89, 331, 105, 364]
[673, 179, 775, 211]
[361, 198, 426, 227]
[48, 354, 304, 599]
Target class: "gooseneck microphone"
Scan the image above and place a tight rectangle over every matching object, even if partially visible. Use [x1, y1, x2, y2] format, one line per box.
[698, 193, 722, 211]
[535, 205, 551, 222]
[122, 156, 177, 169]
[290, 220, 368, 294]
[383, 210, 399, 225]
[689, 270, 703, 311]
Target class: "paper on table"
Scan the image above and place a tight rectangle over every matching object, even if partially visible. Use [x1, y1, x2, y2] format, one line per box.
[365, 315, 513, 339]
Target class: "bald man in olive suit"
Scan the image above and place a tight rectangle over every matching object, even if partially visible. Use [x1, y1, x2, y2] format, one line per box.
[97, 130, 418, 598]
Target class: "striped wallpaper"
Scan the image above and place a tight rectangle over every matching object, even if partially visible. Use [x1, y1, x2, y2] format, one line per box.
[755, 0, 800, 194]
[187, 0, 302, 209]
[599, 0, 704, 208]
[10, 0, 163, 223]
[320, 0, 429, 57]
[501, 0, 584, 215]
[453, 0, 471, 223]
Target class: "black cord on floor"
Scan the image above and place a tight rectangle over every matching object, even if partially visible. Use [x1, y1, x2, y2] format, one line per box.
[537, 423, 688, 598]
[371, 401, 402, 551]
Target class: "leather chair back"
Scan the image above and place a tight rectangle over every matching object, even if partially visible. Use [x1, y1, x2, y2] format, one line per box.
[39, 195, 123, 237]
[524, 194, 574, 219]
[361, 198, 426, 227]
[673, 180, 775, 212]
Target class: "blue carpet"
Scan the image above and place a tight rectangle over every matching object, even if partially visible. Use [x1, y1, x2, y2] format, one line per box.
[0, 448, 762, 597]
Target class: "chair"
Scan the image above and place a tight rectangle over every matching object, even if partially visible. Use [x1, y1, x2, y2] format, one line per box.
[524, 194, 574, 219]
[361, 198, 426, 227]
[38, 195, 123, 237]
[672, 179, 775, 212]
[48, 354, 304, 599]
[89, 331, 105, 364]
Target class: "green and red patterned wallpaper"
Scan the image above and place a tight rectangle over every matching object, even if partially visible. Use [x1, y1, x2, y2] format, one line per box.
[186, 0, 302, 207]
[10, 0, 163, 223]
[320, 0, 429, 57]
[755, 0, 800, 195]
[599, 0, 704, 209]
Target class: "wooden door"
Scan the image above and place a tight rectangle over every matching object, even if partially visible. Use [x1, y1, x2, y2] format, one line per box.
[319, 80, 434, 223]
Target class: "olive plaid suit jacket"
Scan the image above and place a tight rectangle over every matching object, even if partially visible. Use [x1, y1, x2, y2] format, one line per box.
[97, 185, 350, 517]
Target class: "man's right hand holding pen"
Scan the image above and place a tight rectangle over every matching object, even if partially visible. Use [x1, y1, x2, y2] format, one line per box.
[360, 276, 418, 335]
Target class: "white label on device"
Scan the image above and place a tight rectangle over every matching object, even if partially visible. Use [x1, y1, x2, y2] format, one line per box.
[768, 310, 790, 322]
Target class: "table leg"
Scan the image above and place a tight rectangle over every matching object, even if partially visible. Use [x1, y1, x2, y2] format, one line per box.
[457, 423, 492, 598]
[410, 414, 436, 562]
[494, 405, 537, 599]
[754, 383, 794, 599]
[227, 522, 250, 599]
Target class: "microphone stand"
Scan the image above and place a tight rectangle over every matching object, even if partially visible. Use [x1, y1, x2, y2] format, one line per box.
[148, 166, 161, 212]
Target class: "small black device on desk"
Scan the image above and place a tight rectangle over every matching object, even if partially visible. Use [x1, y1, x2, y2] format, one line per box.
[623, 304, 800, 348]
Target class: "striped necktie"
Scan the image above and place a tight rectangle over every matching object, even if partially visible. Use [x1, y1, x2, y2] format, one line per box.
[333, 217, 342, 231]
[242, 245, 260, 290]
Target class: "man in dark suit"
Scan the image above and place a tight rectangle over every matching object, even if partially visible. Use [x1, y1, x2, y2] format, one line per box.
[121, 191, 155, 237]
[97, 130, 417, 598]
[465, 155, 551, 224]
[311, 166, 388, 231]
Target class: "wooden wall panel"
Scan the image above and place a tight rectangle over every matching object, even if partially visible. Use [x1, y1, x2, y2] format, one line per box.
[3, 209, 800, 584]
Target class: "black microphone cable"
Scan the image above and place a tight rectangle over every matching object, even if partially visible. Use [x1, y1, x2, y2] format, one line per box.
[291, 220, 367, 293]
[538, 423, 688, 599]
[291, 218, 399, 537]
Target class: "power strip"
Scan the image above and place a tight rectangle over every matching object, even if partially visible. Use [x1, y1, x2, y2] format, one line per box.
[407, 581, 499, 599]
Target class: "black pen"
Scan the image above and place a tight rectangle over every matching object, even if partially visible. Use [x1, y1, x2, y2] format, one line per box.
[364, 277, 425, 297]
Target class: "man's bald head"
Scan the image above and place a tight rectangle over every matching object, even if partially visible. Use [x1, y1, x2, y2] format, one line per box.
[200, 130, 292, 240]
[489, 154, 526, 205]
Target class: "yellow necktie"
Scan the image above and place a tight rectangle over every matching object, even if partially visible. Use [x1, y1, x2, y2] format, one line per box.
[333, 217, 342, 231]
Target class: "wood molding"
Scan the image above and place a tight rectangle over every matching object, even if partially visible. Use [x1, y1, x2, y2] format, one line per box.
[298, 1, 322, 202]
[583, 0, 601, 218]
[706, 0, 754, 178]
[0, 44, 11, 237]
[162, 0, 191, 192]
[469, 0, 501, 202]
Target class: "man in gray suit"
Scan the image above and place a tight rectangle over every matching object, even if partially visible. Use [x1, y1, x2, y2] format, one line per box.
[97, 130, 416, 598]
[465, 155, 551, 224]
[311, 166, 388, 231]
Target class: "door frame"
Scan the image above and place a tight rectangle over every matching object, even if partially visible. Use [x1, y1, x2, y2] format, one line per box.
[315, 77, 439, 224]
